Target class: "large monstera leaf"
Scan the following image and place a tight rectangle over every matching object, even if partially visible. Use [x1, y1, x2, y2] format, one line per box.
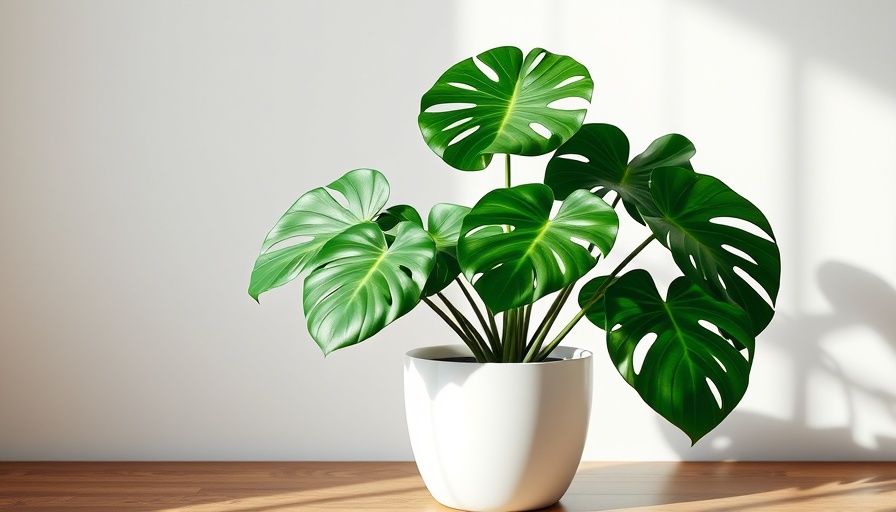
[544, 123, 695, 223]
[598, 270, 755, 444]
[419, 46, 593, 171]
[641, 166, 780, 335]
[303, 222, 435, 355]
[457, 184, 618, 313]
[248, 169, 389, 301]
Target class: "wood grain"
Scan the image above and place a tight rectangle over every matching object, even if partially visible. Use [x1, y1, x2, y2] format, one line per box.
[1, 461, 894, 511]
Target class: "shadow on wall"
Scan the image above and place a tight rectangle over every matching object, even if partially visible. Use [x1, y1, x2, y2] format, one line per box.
[654, 0, 896, 461]
[664, 261, 896, 460]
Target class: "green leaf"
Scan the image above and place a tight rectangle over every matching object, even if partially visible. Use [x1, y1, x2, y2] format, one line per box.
[248, 169, 389, 301]
[375, 204, 424, 232]
[457, 184, 618, 313]
[630, 132, 696, 171]
[422, 203, 471, 296]
[419, 46, 593, 171]
[544, 124, 695, 223]
[601, 270, 755, 444]
[640, 166, 781, 335]
[376, 203, 476, 296]
[303, 222, 436, 355]
[577, 275, 616, 330]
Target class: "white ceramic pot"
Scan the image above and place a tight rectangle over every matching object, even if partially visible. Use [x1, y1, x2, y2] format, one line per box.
[404, 344, 593, 512]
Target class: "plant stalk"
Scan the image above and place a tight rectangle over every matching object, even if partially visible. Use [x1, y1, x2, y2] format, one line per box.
[517, 305, 528, 361]
[505, 154, 512, 188]
[438, 292, 494, 362]
[487, 306, 501, 356]
[454, 277, 499, 349]
[535, 234, 657, 361]
[520, 304, 532, 362]
[502, 308, 514, 361]
[422, 297, 487, 361]
[523, 283, 574, 362]
[458, 314, 496, 362]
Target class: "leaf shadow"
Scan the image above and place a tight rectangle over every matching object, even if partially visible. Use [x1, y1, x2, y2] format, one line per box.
[661, 261, 896, 460]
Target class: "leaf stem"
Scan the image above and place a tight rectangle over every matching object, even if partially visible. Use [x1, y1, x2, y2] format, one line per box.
[422, 297, 486, 360]
[502, 308, 513, 361]
[487, 306, 501, 356]
[521, 303, 532, 357]
[437, 292, 494, 362]
[520, 305, 531, 360]
[458, 314, 496, 362]
[536, 234, 657, 361]
[505, 154, 512, 189]
[454, 277, 499, 349]
[524, 283, 574, 362]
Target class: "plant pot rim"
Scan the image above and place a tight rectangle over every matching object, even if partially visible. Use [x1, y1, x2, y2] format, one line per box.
[406, 344, 592, 364]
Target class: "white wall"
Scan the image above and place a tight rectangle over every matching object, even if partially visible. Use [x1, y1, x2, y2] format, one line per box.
[1, 0, 894, 461]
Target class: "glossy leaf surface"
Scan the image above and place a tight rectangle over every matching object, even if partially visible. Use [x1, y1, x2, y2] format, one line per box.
[422, 203, 471, 296]
[641, 167, 780, 335]
[304, 222, 435, 355]
[419, 46, 593, 171]
[544, 124, 695, 223]
[248, 169, 389, 301]
[600, 270, 755, 444]
[458, 184, 617, 312]
[577, 274, 614, 330]
[376, 203, 473, 296]
[376, 204, 424, 232]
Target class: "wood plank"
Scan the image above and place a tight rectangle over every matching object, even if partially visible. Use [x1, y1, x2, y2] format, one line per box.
[0, 461, 894, 511]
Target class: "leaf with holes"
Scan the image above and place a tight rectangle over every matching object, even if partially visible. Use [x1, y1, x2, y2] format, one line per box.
[601, 269, 755, 444]
[457, 184, 618, 313]
[248, 169, 390, 301]
[544, 124, 695, 223]
[418, 46, 593, 171]
[639, 166, 781, 335]
[303, 222, 436, 355]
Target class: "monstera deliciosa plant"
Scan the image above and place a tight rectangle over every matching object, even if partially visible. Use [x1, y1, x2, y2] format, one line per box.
[249, 46, 781, 443]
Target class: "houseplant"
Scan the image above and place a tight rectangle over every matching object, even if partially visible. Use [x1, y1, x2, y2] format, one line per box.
[249, 46, 780, 510]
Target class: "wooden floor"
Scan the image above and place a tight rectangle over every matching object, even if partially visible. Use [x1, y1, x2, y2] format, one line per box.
[1, 461, 895, 511]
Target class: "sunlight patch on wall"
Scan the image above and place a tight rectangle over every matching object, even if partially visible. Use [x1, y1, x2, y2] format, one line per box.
[666, 0, 795, 317]
[800, 59, 896, 313]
